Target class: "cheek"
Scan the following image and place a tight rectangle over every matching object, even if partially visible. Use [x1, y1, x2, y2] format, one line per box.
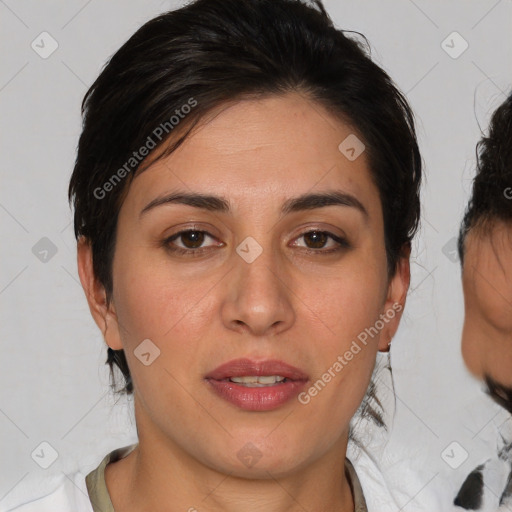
[481, 295, 512, 334]
[111, 250, 216, 349]
[465, 250, 512, 333]
[111, 259, 217, 403]
[315, 287, 383, 345]
[461, 319, 483, 377]
[311, 258, 388, 338]
[310, 257, 388, 388]
[297, 261, 387, 389]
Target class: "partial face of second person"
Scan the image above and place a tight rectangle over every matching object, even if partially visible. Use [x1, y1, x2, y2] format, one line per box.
[462, 222, 512, 408]
[79, 93, 408, 480]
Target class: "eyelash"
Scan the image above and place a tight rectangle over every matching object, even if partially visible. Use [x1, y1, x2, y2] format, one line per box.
[162, 229, 350, 257]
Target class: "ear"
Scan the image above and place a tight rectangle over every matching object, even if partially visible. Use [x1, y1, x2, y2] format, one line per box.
[77, 236, 123, 350]
[378, 244, 411, 352]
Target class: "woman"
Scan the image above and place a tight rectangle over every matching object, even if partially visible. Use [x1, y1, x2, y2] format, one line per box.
[10, 0, 421, 510]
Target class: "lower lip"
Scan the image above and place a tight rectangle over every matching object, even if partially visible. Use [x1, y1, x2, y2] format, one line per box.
[205, 379, 308, 411]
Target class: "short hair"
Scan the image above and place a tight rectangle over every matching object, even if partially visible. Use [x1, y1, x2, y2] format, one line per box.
[68, 0, 422, 394]
[458, 92, 512, 264]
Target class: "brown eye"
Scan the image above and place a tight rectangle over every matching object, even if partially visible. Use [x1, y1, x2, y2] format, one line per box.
[292, 230, 350, 253]
[180, 230, 205, 248]
[163, 229, 221, 256]
[303, 231, 329, 249]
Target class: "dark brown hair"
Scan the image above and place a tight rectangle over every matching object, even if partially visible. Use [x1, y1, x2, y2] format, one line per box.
[458, 91, 512, 263]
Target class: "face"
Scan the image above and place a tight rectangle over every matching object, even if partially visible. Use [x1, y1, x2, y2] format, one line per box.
[80, 92, 408, 478]
[461, 223, 512, 412]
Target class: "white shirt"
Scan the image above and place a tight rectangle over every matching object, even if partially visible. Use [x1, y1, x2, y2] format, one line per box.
[5, 471, 93, 512]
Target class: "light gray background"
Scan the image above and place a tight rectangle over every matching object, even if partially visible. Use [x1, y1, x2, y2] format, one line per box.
[1, 0, 511, 509]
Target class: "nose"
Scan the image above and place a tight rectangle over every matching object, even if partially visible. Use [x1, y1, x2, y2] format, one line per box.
[220, 241, 295, 337]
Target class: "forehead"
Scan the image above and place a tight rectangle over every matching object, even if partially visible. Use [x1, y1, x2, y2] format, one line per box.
[463, 223, 512, 273]
[125, 93, 381, 218]
[463, 223, 512, 328]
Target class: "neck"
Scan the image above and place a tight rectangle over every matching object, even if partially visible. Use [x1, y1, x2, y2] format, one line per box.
[105, 401, 355, 512]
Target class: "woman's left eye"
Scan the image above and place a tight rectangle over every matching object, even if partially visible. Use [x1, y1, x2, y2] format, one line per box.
[292, 230, 350, 253]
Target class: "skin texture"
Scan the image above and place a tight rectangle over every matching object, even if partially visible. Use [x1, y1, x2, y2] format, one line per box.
[462, 222, 512, 389]
[78, 92, 410, 512]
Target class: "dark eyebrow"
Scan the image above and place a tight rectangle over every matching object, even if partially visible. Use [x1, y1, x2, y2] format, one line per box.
[140, 192, 230, 218]
[139, 190, 368, 219]
[281, 191, 368, 218]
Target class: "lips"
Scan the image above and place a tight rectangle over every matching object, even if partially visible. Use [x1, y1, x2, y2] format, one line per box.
[204, 358, 309, 381]
[204, 358, 309, 412]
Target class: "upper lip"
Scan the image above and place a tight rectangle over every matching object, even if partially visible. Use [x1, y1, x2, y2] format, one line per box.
[205, 358, 309, 381]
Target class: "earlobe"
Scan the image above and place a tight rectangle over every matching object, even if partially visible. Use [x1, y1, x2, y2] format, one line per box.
[76, 237, 123, 350]
[378, 245, 411, 352]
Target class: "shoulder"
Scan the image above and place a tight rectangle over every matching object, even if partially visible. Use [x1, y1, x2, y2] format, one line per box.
[347, 442, 399, 512]
[5, 472, 93, 512]
[347, 440, 448, 512]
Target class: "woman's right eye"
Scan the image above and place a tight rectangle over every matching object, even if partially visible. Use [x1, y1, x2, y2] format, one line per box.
[162, 229, 220, 256]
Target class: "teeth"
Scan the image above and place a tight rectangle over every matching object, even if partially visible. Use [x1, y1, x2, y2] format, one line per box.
[230, 375, 286, 386]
